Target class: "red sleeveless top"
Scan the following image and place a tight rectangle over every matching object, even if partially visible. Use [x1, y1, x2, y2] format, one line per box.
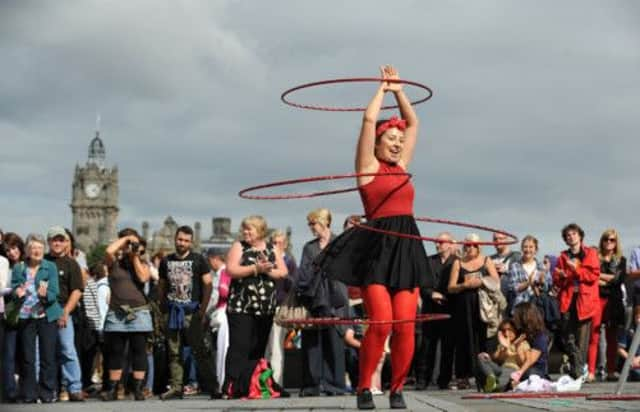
[358, 161, 414, 220]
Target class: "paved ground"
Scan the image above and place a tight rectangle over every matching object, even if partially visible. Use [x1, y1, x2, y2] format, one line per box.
[4, 382, 640, 411]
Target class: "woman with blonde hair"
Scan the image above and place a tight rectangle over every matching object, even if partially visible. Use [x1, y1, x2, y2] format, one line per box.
[298, 208, 348, 397]
[448, 233, 499, 389]
[586, 229, 626, 382]
[223, 215, 288, 398]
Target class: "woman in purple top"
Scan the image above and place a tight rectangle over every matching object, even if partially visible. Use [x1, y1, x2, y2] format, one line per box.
[510, 301, 549, 385]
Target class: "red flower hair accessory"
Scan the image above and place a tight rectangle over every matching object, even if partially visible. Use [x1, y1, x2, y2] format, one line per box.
[375, 116, 407, 137]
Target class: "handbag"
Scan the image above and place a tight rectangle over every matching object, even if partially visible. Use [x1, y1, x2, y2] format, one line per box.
[5, 297, 25, 328]
[274, 289, 309, 328]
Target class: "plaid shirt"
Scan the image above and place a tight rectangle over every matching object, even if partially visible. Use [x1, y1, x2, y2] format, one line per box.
[508, 258, 550, 313]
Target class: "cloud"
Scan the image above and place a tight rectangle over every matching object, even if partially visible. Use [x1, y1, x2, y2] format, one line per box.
[2, 0, 640, 258]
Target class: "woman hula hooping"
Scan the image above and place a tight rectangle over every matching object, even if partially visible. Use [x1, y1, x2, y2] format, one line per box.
[316, 65, 433, 410]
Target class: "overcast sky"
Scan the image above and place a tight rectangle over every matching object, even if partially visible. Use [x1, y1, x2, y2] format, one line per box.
[2, 1, 639, 259]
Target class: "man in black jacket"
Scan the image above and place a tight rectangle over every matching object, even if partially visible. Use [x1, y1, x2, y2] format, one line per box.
[415, 232, 457, 390]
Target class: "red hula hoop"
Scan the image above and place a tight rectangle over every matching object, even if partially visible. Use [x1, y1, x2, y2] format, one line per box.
[351, 216, 519, 247]
[238, 172, 411, 200]
[281, 78, 433, 112]
[276, 313, 450, 328]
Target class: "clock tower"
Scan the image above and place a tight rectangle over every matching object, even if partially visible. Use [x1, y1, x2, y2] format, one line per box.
[70, 127, 119, 252]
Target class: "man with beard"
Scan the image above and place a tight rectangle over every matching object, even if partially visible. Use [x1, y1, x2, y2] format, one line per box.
[45, 226, 85, 402]
[158, 226, 212, 400]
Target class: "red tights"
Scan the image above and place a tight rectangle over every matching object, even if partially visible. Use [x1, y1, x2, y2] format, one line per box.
[587, 297, 618, 375]
[358, 284, 418, 394]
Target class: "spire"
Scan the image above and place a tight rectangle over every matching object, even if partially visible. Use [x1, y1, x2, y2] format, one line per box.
[88, 113, 106, 170]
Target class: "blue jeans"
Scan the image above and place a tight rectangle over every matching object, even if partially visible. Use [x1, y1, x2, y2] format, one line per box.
[146, 352, 154, 390]
[58, 315, 82, 393]
[20, 318, 58, 402]
[3, 326, 18, 400]
[182, 346, 198, 386]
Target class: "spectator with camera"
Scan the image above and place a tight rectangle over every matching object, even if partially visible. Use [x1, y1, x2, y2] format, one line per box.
[158, 226, 212, 400]
[44, 226, 85, 402]
[101, 228, 152, 401]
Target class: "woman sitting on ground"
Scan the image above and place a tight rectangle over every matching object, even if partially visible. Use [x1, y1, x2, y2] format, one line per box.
[477, 319, 529, 392]
[510, 301, 550, 386]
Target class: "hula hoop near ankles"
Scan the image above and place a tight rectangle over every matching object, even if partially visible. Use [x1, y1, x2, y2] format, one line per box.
[276, 313, 450, 328]
[281, 77, 433, 112]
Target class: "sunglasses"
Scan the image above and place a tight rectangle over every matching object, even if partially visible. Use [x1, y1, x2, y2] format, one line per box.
[605, 238, 617, 243]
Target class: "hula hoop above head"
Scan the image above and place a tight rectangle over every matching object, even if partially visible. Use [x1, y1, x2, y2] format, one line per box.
[280, 77, 433, 112]
[237, 171, 412, 200]
[275, 313, 450, 328]
[350, 216, 519, 247]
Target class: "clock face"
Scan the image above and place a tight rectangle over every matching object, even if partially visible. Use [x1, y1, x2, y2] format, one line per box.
[84, 183, 101, 199]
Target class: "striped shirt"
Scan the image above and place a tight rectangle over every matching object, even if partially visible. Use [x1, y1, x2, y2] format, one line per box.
[83, 277, 102, 330]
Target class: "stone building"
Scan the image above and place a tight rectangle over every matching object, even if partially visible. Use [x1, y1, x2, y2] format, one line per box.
[70, 128, 119, 252]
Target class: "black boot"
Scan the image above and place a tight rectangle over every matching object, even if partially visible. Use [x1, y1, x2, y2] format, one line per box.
[356, 389, 375, 410]
[389, 391, 407, 409]
[133, 379, 146, 401]
[100, 380, 119, 401]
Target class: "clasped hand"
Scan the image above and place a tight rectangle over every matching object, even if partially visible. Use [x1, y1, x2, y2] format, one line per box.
[380, 65, 402, 92]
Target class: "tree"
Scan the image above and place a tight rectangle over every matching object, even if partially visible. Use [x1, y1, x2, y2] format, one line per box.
[87, 244, 107, 268]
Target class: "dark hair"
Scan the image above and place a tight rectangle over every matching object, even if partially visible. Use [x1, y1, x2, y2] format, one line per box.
[512, 301, 545, 341]
[175, 225, 194, 239]
[65, 228, 76, 251]
[118, 228, 140, 239]
[497, 318, 516, 333]
[89, 262, 107, 280]
[561, 223, 584, 242]
[3, 232, 25, 265]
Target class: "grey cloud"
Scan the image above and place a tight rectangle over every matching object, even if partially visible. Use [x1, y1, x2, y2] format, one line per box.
[2, 0, 640, 259]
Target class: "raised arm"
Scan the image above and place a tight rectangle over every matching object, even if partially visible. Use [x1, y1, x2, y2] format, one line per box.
[392, 75, 419, 168]
[355, 74, 385, 181]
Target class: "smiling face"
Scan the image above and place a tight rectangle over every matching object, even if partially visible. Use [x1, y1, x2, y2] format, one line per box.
[27, 241, 45, 263]
[48, 235, 68, 256]
[6, 245, 22, 264]
[242, 223, 260, 244]
[374, 127, 405, 163]
[521, 239, 538, 262]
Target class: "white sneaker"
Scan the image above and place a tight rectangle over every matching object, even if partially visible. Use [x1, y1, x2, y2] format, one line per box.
[370, 388, 384, 396]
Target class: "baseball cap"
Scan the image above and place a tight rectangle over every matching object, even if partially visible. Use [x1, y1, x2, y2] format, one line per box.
[47, 226, 70, 240]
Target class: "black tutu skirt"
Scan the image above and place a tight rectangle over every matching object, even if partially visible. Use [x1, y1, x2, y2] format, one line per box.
[315, 215, 433, 290]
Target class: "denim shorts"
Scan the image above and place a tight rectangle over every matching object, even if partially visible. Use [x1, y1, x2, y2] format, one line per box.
[104, 309, 153, 333]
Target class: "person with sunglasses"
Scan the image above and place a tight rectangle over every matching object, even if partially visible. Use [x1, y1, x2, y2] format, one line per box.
[448, 233, 500, 390]
[586, 229, 627, 382]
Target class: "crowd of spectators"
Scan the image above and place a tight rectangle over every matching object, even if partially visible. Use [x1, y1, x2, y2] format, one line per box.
[0, 217, 639, 403]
